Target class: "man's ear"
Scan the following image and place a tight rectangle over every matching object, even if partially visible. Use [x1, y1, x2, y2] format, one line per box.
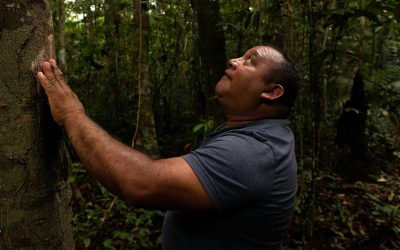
[261, 84, 284, 101]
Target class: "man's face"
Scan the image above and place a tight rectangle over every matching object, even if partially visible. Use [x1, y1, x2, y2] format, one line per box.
[215, 46, 282, 115]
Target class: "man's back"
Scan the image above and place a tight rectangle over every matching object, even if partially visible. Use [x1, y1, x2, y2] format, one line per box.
[162, 119, 297, 250]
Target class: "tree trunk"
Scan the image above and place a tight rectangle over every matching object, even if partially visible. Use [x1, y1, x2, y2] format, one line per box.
[190, 0, 226, 123]
[104, 0, 120, 129]
[132, 0, 160, 159]
[57, 0, 66, 70]
[0, 1, 74, 249]
[302, 1, 326, 248]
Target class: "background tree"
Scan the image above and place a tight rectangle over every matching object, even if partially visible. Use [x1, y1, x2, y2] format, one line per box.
[57, 0, 66, 69]
[190, 0, 226, 124]
[0, 1, 73, 249]
[132, 0, 160, 159]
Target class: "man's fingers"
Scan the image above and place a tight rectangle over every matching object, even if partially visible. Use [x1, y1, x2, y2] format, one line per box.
[38, 59, 68, 91]
[36, 71, 55, 91]
[42, 61, 57, 83]
[49, 59, 65, 82]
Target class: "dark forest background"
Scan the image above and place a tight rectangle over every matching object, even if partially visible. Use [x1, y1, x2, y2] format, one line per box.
[52, 0, 400, 249]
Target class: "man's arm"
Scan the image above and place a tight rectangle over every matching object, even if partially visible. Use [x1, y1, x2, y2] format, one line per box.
[36, 60, 214, 210]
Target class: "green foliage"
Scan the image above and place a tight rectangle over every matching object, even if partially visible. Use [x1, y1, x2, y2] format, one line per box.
[192, 118, 214, 134]
[367, 62, 400, 162]
[70, 163, 163, 250]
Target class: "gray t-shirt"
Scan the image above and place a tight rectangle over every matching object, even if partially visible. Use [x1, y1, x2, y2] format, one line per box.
[162, 119, 297, 250]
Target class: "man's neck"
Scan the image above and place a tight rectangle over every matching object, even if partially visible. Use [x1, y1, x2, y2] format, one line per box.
[224, 105, 289, 128]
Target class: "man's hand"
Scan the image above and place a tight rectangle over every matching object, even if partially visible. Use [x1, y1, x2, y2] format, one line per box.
[36, 59, 85, 126]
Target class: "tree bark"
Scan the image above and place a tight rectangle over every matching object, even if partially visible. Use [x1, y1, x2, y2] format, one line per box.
[132, 0, 160, 159]
[190, 0, 226, 123]
[302, 1, 326, 248]
[57, 0, 66, 70]
[104, 0, 120, 128]
[0, 1, 74, 249]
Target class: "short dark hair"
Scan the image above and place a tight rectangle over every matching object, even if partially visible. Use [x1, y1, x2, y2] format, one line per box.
[264, 46, 301, 110]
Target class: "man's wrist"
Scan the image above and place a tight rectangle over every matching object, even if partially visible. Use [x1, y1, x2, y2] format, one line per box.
[63, 110, 87, 128]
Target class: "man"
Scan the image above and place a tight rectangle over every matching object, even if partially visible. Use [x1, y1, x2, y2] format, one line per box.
[36, 45, 300, 250]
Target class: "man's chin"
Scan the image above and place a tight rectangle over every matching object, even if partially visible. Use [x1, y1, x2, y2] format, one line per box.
[215, 78, 230, 93]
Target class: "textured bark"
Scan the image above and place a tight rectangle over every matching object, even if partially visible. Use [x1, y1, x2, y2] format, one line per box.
[0, 1, 74, 249]
[190, 0, 226, 122]
[132, 0, 160, 159]
[104, 0, 120, 126]
[57, 0, 66, 70]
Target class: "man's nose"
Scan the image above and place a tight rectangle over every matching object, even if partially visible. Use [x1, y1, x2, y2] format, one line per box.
[228, 58, 241, 69]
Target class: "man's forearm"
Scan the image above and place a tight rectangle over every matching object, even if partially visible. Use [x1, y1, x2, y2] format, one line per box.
[63, 112, 154, 202]
[36, 59, 214, 210]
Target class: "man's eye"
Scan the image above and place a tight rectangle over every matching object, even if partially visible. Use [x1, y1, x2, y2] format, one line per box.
[246, 56, 255, 64]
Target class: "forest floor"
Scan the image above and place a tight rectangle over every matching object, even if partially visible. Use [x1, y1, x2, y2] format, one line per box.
[71, 158, 400, 250]
[288, 158, 400, 250]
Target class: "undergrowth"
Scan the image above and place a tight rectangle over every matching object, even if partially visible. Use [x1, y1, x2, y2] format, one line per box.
[287, 163, 400, 250]
[70, 163, 164, 250]
[70, 159, 399, 250]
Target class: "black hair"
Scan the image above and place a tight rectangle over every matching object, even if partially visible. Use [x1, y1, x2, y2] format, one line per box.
[264, 46, 301, 110]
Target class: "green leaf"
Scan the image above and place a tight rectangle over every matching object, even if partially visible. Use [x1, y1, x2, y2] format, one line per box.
[192, 124, 204, 133]
[103, 238, 116, 250]
[83, 238, 91, 248]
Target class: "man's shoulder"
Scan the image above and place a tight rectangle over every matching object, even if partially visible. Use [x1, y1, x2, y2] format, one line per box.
[208, 119, 293, 145]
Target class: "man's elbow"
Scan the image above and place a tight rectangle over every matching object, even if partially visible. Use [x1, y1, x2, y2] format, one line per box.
[117, 175, 162, 209]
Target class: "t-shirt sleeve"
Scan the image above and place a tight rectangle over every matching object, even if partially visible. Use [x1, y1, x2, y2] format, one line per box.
[183, 133, 276, 210]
